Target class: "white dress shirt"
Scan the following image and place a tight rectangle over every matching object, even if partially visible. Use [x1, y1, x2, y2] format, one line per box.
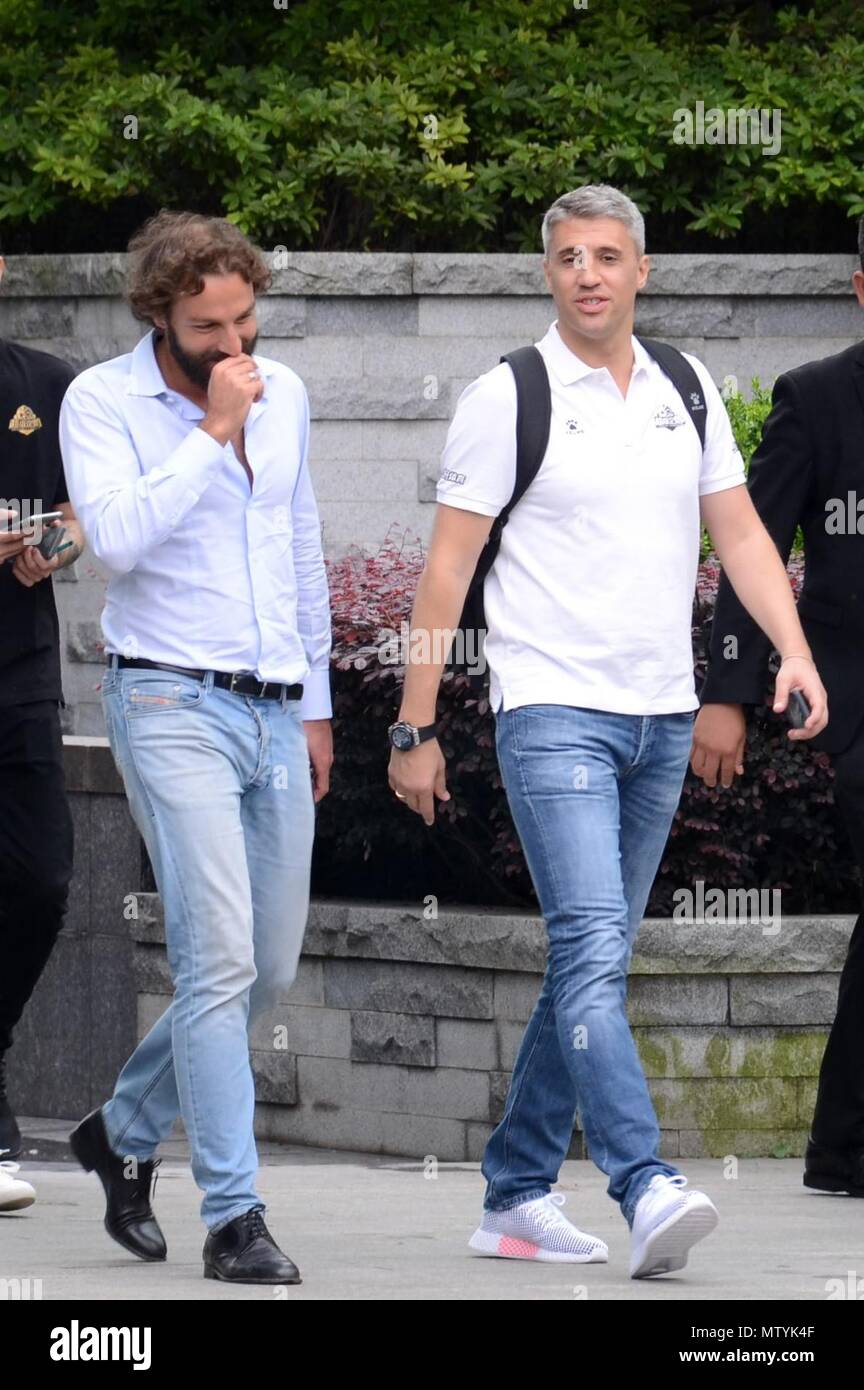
[59, 329, 332, 720]
[436, 323, 746, 716]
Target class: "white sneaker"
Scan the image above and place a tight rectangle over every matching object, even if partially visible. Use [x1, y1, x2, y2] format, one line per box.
[469, 1191, 608, 1263]
[0, 1158, 36, 1212]
[629, 1173, 718, 1278]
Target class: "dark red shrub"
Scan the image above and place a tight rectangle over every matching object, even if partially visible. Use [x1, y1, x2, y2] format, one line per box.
[313, 530, 858, 913]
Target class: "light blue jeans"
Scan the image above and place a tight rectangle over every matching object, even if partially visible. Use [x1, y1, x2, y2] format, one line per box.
[483, 703, 695, 1227]
[99, 656, 315, 1230]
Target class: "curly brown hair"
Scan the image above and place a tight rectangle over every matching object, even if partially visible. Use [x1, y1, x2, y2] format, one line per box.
[126, 209, 273, 325]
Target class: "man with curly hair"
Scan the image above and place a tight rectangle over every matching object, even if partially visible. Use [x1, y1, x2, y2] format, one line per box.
[60, 211, 333, 1285]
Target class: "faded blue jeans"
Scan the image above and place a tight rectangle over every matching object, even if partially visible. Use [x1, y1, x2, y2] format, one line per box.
[483, 703, 695, 1227]
[99, 656, 315, 1230]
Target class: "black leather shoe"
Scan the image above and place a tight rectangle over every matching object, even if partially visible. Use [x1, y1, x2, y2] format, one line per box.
[804, 1138, 864, 1196]
[69, 1108, 167, 1260]
[203, 1208, 301, 1284]
[0, 1052, 22, 1160]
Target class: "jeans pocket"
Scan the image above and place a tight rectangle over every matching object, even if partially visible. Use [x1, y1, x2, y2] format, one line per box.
[123, 673, 207, 716]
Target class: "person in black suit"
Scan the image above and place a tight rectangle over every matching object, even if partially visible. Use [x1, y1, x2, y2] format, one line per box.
[692, 214, 864, 1198]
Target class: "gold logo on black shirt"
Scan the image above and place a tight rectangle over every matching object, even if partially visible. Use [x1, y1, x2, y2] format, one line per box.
[8, 404, 42, 436]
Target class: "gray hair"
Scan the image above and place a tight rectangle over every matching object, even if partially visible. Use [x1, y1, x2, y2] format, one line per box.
[541, 184, 645, 259]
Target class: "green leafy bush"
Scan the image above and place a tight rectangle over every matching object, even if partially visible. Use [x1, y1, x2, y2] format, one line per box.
[720, 375, 774, 464]
[1, 0, 862, 251]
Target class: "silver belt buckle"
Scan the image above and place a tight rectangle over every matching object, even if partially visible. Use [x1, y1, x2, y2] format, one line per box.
[229, 671, 268, 697]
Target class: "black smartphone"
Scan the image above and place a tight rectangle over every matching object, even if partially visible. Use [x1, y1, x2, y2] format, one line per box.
[786, 689, 811, 729]
[36, 524, 67, 560]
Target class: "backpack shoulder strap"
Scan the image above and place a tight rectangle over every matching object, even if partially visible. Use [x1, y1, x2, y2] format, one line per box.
[636, 337, 707, 450]
[498, 345, 552, 520]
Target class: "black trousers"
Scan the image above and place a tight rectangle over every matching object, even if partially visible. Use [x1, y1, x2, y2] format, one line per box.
[811, 720, 864, 1149]
[0, 700, 73, 1056]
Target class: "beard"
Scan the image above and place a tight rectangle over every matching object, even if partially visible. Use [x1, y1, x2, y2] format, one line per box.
[162, 319, 259, 390]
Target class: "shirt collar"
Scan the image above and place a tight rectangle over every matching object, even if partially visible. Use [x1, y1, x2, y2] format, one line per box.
[125, 328, 275, 401]
[539, 321, 652, 387]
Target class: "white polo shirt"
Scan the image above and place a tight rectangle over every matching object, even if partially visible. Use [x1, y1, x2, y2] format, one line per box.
[436, 322, 745, 716]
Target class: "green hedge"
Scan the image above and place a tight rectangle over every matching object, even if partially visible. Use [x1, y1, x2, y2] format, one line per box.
[1, 0, 862, 252]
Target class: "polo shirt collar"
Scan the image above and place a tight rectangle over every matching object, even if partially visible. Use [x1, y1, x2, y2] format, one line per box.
[540, 321, 652, 386]
[125, 328, 274, 401]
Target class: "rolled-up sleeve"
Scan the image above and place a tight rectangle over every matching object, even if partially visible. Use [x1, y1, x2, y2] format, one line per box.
[59, 382, 226, 576]
[290, 384, 332, 720]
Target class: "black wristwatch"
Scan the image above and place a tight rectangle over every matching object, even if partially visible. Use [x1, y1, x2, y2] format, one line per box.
[387, 719, 438, 751]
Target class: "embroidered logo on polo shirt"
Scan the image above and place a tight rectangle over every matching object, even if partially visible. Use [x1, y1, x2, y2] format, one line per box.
[8, 404, 42, 436]
[654, 404, 686, 431]
[565, 417, 584, 434]
[440, 468, 466, 485]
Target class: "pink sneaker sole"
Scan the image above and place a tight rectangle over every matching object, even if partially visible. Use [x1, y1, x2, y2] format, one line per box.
[468, 1227, 608, 1263]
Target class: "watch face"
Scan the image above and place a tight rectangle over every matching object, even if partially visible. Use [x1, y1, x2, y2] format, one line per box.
[391, 724, 415, 750]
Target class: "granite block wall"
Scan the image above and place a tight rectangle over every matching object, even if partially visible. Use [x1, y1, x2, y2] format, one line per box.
[135, 889, 843, 1162]
[6, 742, 843, 1160]
[0, 251, 860, 736]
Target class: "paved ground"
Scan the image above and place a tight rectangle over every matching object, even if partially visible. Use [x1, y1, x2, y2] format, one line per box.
[2, 1117, 862, 1301]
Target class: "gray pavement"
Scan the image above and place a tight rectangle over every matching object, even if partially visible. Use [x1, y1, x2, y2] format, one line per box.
[2, 1117, 862, 1301]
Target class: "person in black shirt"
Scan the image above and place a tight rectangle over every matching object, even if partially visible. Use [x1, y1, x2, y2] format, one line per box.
[0, 237, 84, 1179]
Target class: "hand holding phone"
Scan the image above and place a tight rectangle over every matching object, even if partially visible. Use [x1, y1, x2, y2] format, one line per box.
[773, 653, 827, 741]
[2, 512, 66, 565]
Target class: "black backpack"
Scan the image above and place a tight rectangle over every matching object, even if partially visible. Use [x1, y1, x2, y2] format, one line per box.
[448, 338, 709, 691]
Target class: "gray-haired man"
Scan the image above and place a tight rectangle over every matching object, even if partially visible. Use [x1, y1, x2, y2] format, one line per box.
[388, 185, 827, 1277]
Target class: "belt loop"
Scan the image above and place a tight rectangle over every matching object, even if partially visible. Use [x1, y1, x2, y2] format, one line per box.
[108, 653, 119, 671]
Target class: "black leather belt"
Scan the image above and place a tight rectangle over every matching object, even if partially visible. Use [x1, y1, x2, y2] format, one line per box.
[112, 656, 303, 701]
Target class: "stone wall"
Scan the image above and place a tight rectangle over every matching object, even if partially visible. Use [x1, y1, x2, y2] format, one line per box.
[0, 252, 861, 736]
[6, 741, 841, 1163]
[136, 895, 839, 1162]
